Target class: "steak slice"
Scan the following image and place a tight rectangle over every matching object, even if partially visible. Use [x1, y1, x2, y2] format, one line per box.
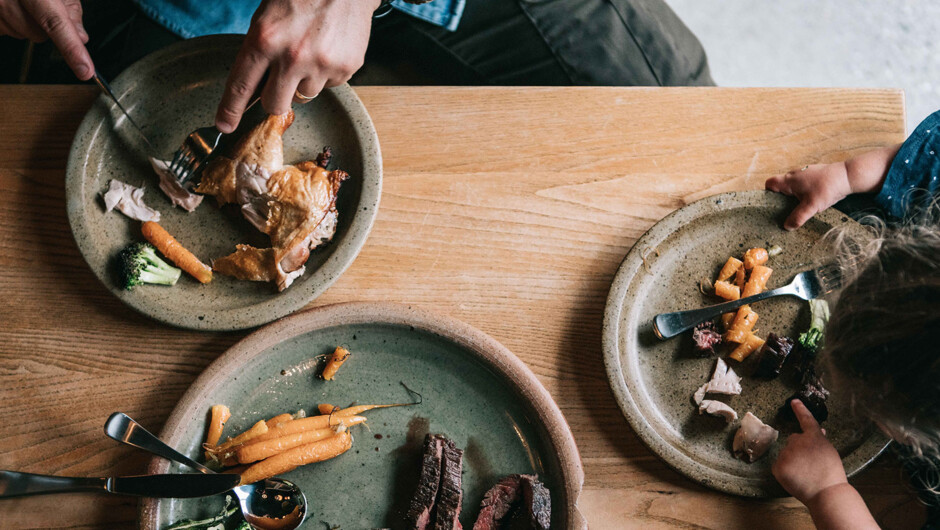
[407, 434, 445, 530]
[472, 475, 525, 530]
[434, 437, 464, 530]
[754, 333, 794, 379]
[521, 476, 551, 530]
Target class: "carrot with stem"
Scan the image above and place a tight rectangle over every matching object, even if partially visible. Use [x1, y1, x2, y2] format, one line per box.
[141, 221, 212, 284]
[203, 405, 231, 460]
[238, 431, 353, 485]
[317, 404, 337, 415]
[236, 418, 366, 464]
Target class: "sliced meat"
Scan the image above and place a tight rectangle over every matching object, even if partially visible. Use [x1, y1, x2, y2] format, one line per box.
[692, 321, 722, 356]
[149, 157, 203, 212]
[101, 179, 161, 222]
[692, 358, 742, 406]
[698, 400, 738, 423]
[753, 333, 795, 379]
[733, 412, 779, 462]
[781, 375, 830, 423]
[407, 434, 445, 530]
[434, 438, 464, 530]
[472, 475, 524, 530]
[521, 476, 551, 530]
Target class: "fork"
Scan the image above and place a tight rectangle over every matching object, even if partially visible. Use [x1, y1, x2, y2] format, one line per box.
[652, 264, 841, 340]
[167, 97, 260, 185]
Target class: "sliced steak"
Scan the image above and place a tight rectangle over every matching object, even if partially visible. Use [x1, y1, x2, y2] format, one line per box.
[472, 475, 526, 530]
[407, 434, 445, 530]
[434, 437, 464, 530]
[521, 476, 551, 530]
[754, 333, 794, 379]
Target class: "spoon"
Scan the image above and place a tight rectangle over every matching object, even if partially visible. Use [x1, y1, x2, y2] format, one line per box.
[104, 412, 307, 530]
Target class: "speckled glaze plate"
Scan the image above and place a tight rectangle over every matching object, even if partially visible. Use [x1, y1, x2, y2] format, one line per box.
[65, 35, 381, 331]
[603, 190, 890, 497]
[140, 302, 585, 528]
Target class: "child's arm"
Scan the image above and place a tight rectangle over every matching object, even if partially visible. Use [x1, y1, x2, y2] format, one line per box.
[765, 144, 901, 230]
[772, 400, 880, 529]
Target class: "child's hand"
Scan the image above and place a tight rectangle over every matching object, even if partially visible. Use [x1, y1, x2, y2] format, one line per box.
[772, 399, 847, 505]
[765, 162, 851, 230]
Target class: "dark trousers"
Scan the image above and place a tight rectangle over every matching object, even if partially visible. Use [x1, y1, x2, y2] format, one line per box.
[8, 0, 712, 87]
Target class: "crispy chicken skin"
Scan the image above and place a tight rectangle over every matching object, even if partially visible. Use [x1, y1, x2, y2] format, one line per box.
[197, 111, 348, 290]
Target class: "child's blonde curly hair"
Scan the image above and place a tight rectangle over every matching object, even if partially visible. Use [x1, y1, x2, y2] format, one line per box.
[820, 204, 940, 456]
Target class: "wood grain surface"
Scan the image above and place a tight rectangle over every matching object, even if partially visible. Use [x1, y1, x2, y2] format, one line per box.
[0, 86, 921, 529]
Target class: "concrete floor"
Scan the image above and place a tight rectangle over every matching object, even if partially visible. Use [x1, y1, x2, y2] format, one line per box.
[665, 0, 940, 132]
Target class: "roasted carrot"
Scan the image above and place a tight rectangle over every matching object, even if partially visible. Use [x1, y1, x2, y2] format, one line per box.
[205, 420, 268, 455]
[734, 266, 746, 290]
[729, 333, 766, 362]
[265, 413, 293, 428]
[321, 346, 351, 380]
[244, 414, 366, 446]
[141, 221, 212, 284]
[238, 431, 353, 485]
[743, 248, 769, 270]
[716, 257, 744, 282]
[236, 418, 366, 464]
[317, 404, 337, 415]
[714, 280, 740, 301]
[203, 405, 231, 460]
[332, 403, 414, 417]
[725, 305, 758, 343]
[742, 265, 773, 298]
[720, 312, 736, 331]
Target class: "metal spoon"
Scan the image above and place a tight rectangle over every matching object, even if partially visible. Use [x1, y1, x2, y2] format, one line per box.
[104, 412, 306, 530]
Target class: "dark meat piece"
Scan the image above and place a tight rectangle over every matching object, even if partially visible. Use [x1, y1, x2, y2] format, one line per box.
[754, 333, 795, 379]
[521, 476, 551, 530]
[692, 321, 722, 356]
[315, 146, 333, 168]
[781, 376, 830, 423]
[434, 438, 464, 530]
[472, 475, 524, 530]
[407, 434, 444, 530]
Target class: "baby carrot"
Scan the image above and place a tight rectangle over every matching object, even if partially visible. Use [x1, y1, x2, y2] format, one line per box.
[729, 333, 766, 362]
[320, 347, 351, 381]
[141, 221, 212, 284]
[206, 419, 268, 455]
[203, 405, 231, 461]
[236, 418, 366, 464]
[317, 404, 337, 415]
[238, 431, 353, 485]
[265, 413, 293, 428]
[246, 414, 365, 445]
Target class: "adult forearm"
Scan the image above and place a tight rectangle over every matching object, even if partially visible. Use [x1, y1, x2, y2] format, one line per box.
[807, 483, 880, 530]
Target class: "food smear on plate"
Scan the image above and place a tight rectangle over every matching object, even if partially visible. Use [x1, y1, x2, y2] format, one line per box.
[148, 157, 204, 212]
[141, 221, 213, 284]
[117, 242, 181, 289]
[733, 412, 778, 462]
[101, 179, 161, 222]
[472, 474, 551, 530]
[195, 111, 349, 291]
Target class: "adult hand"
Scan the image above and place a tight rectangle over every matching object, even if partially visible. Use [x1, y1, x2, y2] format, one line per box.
[765, 162, 852, 231]
[771, 399, 846, 505]
[0, 0, 93, 80]
[215, 0, 380, 133]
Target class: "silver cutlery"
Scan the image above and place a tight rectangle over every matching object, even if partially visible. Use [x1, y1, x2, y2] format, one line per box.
[92, 69, 154, 152]
[652, 264, 841, 339]
[105, 412, 306, 530]
[0, 470, 237, 499]
[166, 97, 260, 185]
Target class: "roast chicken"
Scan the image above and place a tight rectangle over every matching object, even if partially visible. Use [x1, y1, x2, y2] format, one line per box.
[196, 112, 348, 290]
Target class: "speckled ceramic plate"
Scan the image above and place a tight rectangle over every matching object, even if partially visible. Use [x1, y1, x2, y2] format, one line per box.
[140, 302, 585, 528]
[602, 190, 890, 497]
[65, 35, 381, 331]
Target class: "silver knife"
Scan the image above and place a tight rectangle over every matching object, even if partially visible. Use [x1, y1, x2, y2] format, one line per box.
[0, 470, 239, 498]
[92, 69, 155, 151]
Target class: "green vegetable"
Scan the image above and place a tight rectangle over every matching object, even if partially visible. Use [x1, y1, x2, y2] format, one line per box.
[166, 495, 240, 530]
[118, 242, 181, 290]
[799, 299, 830, 353]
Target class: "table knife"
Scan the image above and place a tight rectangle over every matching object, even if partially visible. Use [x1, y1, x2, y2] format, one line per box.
[0, 470, 239, 499]
[92, 69, 155, 151]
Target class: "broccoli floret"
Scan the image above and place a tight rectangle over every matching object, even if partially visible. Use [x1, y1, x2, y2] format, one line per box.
[118, 242, 181, 290]
[798, 299, 830, 353]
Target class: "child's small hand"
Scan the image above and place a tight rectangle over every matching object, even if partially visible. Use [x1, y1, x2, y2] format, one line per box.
[765, 162, 851, 230]
[772, 399, 847, 505]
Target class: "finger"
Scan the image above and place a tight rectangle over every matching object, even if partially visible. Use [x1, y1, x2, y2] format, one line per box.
[63, 0, 87, 42]
[784, 200, 820, 231]
[23, 0, 94, 79]
[765, 174, 792, 195]
[216, 47, 269, 133]
[3, 4, 46, 42]
[293, 77, 325, 104]
[791, 399, 821, 433]
[260, 62, 300, 116]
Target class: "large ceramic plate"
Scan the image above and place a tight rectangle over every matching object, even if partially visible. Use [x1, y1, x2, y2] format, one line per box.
[602, 191, 889, 497]
[66, 35, 381, 331]
[140, 302, 585, 528]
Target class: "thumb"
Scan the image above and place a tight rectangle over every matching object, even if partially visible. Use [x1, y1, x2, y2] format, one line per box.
[791, 399, 821, 433]
[765, 174, 792, 195]
[783, 199, 819, 231]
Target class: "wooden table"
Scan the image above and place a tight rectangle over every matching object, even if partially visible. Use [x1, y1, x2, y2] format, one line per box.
[0, 86, 921, 529]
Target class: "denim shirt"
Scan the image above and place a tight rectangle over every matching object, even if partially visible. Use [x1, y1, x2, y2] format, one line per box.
[875, 110, 940, 219]
[132, 0, 465, 39]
